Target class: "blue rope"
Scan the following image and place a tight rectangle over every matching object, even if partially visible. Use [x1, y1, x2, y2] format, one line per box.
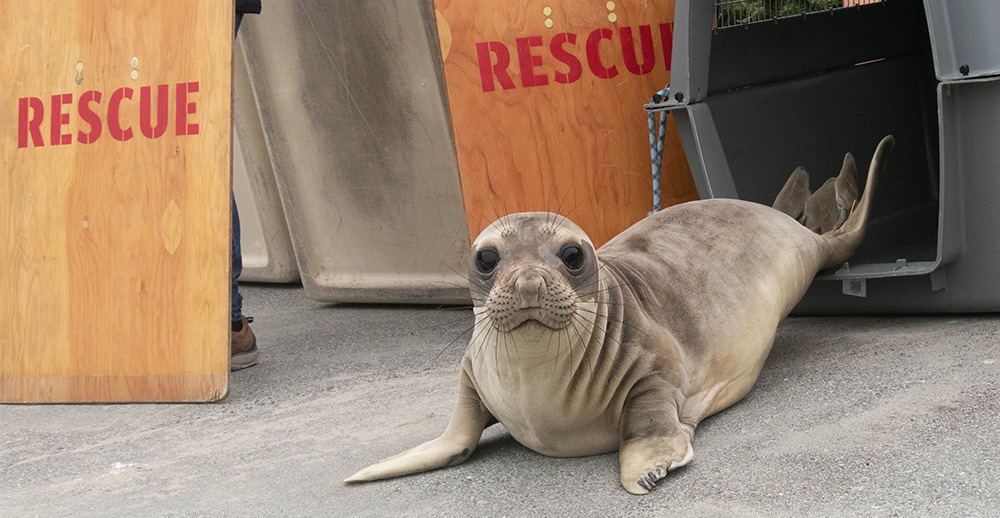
[648, 85, 670, 215]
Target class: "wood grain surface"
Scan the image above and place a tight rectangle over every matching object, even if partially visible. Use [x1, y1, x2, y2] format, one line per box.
[433, 0, 697, 246]
[0, 0, 233, 402]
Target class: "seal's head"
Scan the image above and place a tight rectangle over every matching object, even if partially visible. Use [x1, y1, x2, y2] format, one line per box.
[469, 212, 600, 333]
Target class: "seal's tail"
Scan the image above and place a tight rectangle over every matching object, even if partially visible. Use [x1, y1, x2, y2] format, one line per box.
[817, 135, 895, 269]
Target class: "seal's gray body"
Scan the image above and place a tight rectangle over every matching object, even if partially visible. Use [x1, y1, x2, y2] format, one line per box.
[471, 200, 833, 457]
[597, 199, 845, 421]
[346, 136, 894, 494]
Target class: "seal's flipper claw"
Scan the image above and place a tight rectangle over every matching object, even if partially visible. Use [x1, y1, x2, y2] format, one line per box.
[634, 470, 665, 494]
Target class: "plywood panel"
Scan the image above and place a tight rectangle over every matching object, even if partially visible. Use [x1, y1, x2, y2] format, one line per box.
[0, 0, 233, 402]
[433, 0, 697, 246]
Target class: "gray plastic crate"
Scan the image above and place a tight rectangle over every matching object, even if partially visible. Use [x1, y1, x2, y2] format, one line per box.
[233, 36, 299, 283]
[650, 0, 1000, 313]
[924, 0, 1000, 80]
[235, 1, 471, 304]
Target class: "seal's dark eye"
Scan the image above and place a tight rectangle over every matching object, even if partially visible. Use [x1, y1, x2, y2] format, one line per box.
[475, 248, 500, 274]
[559, 244, 585, 270]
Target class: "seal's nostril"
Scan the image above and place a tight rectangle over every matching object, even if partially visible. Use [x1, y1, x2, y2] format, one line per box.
[515, 271, 546, 309]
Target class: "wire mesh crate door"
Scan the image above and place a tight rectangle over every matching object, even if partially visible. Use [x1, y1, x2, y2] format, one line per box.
[715, 0, 884, 28]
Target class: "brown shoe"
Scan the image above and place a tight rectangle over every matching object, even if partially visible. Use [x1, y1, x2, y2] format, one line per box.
[231, 316, 259, 371]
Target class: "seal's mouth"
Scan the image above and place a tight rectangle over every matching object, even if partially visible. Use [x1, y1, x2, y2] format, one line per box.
[505, 309, 571, 332]
[508, 318, 560, 342]
[511, 317, 551, 331]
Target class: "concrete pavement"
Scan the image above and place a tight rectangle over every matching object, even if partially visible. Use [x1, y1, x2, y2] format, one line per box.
[2, 283, 998, 517]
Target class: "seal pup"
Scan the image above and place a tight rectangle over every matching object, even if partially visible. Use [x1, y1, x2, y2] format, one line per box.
[346, 135, 894, 494]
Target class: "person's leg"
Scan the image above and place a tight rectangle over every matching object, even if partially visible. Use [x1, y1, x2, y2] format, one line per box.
[230, 12, 258, 371]
[233, 10, 245, 324]
[231, 196, 244, 324]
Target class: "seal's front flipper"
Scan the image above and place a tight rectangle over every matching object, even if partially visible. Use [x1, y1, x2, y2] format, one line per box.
[772, 166, 811, 220]
[344, 435, 474, 483]
[618, 386, 695, 495]
[344, 361, 495, 484]
[619, 434, 694, 494]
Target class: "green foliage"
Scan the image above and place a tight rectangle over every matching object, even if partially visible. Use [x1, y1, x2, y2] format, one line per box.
[720, 1, 767, 24]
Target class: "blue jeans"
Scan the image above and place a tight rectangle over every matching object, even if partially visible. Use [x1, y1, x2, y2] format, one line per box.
[231, 13, 245, 323]
[231, 197, 243, 322]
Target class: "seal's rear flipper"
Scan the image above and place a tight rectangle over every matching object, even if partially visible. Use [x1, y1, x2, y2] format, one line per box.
[833, 153, 859, 226]
[837, 135, 893, 237]
[799, 152, 858, 234]
[818, 135, 895, 269]
[772, 167, 811, 220]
